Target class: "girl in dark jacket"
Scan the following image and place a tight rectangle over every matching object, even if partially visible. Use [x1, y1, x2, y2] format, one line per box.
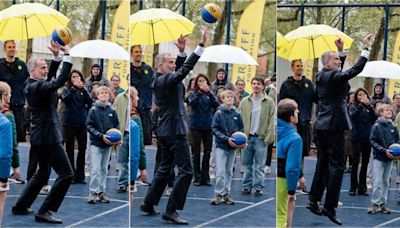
[61, 70, 92, 184]
[349, 88, 377, 196]
[188, 74, 220, 186]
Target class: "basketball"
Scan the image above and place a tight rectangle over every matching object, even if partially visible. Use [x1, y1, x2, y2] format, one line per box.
[106, 128, 122, 144]
[231, 132, 247, 146]
[389, 143, 400, 157]
[51, 26, 72, 46]
[200, 3, 222, 23]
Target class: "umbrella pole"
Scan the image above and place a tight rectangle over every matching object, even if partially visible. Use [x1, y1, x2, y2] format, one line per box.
[151, 20, 155, 45]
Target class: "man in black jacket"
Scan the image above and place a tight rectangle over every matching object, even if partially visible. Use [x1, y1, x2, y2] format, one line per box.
[140, 27, 208, 224]
[306, 34, 373, 225]
[11, 41, 74, 224]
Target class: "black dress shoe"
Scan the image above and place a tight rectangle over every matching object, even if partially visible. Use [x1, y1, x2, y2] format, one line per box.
[193, 180, 201, 186]
[162, 211, 188, 225]
[140, 203, 159, 215]
[322, 208, 342, 226]
[349, 189, 356, 196]
[306, 201, 322, 216]
[12, 206, 33, 215]
[35, 212, 62, 224]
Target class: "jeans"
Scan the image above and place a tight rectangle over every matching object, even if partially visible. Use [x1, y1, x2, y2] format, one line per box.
[117, 132, 129, 188]
[242, 136, 267, 190]
[214, 148, 235, 196]
[89, 145, 112, 194]
[371, 159, 392, 205]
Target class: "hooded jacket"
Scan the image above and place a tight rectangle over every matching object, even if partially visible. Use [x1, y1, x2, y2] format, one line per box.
[86, 101, 120, 148]
[0, 112, 12, 181]
[84, 64, 111, 94]
[211, 68, 235, 95]
[370, 83, 392, 109]
[130, 62, 154, 109]
[0, 58, 30, 107]
[370, 117, 399, 162]
[212, 104, 244, 150]
[188, 89, 220, 129]
[277, 118, 302, 195]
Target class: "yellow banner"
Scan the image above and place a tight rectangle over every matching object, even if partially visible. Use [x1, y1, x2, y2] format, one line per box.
[16, 40, 27, 62]
[231, 0, 265, 93]
[107, 0, 129, 89]
[388, 31, 400, 99]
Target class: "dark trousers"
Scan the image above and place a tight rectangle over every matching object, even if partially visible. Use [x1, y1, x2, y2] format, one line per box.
[10, 105, 26, 142]
[15, 143, 74, 213]
[27, 146, 50, 183]
[191, 129, 212, 183]
[144, 135, 193, 213]
[350, 140, 371, 192]
[266, 143, 273, 166]
[310, 130, 345, 209]
[154, 140, 175, 187]
[297, 122, 311, 157]
[64, 126, 87, 181]
[138, 109, 153, 145]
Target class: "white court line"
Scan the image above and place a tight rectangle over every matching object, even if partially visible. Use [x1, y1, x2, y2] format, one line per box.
[194, 197, 274, 227]
[133, 196, 254, 205]
[47, 176, 119, 181]
[375, 216, 400, 227]
[231, 177, 275, 180]
[7, 195, 129, 203]
[66, 203, 129, 228]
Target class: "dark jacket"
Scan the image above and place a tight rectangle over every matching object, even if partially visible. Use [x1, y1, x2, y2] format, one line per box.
[370, 118, 399, 162]
[314, 54, 368, 131]
[24, 60, 72, 145]
[84, 64, 110, 94]
[211, 68, 235, 95]
[188, 90, 219, 129]
[61, 86, 92, 127]
[0, 58, 30, 107]
[130, 62, 154, 109]
[86, 101, 119, 148]
[212, 105, 244, 150]
[279, 76, 315, 123]
[152, 52, 200, 137]
[370, 82, 392, 109]
[349, 103, 377, 141]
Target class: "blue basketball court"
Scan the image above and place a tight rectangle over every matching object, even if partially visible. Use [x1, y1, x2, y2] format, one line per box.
[131, 146, 275, 227]
[2, 144, 129, 227]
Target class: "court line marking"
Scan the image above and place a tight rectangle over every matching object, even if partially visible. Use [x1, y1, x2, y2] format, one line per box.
[133, 196, 256, 205]
[375, 216, 400, 227]
[66, 203, 129, 228]
[7, 194, 129, 203]
[194, 197, 274, 227]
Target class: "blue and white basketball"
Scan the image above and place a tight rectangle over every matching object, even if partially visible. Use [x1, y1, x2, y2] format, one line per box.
[106, 128, 122, 145]
[200, 3, 222, 23]
[51, 26, 72, 46]
[389, 143, 400, 157]
[231, 132, 247, 146]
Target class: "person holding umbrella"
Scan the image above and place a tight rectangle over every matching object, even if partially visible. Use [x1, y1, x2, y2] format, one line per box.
[140, 26, 208, 225]
[306, 34, 373, 225]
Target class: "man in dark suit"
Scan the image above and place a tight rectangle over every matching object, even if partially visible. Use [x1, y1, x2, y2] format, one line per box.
[140, 27, 208, 225]
[11, 41, 74, 224]
[306, 34, 373, 225]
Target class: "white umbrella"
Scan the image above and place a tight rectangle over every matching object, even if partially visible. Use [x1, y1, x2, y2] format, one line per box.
[69, 40, 129, 60]
[198, 44, 258, 65]
[357, 61, 400, 79]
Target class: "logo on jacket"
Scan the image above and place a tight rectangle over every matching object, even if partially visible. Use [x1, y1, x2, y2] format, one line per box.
[144, 70, 149, 75]
[234, 117, 238, 120]
[18, 65, 22, 70]
[304, 83, 309, 88]
[109, 113, 113, 117]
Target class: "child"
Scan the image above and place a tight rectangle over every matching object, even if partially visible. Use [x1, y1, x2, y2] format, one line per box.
[368, 104, 400, 214]
[86, 86, 120, 204]
[211, 90, 245, 205]
[130, 87, 140, 206]
[0, 91, 12, 226]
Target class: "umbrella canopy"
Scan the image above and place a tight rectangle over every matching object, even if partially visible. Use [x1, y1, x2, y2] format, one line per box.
[198, 44, 258, 65]
[357, 61, 400, 79]
[130, 8, 195, 45]
[277, 24, 353, 60]
[70, 40, 129, 61]
[0, 2, 69, 40]
[277, 31, 288, 50]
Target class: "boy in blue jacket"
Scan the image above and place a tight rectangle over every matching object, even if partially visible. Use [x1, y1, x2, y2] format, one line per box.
[0, 92, 12, 226]
[86, 86, 120, 204]
[277, 98, 302, 228]
[211, 90, 245, 205]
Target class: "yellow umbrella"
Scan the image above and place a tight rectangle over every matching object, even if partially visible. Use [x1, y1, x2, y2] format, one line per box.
[130, 8, 195, 45]
[277, 24, 353, 60]
[0, 2, 69, 40]
[277, 31, 288, 50]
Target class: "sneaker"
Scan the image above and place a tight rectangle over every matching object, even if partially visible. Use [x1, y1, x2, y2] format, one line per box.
[223, 195, 235, 205]
[98, 192, 110, 203]
[211, 195, 223, 205]
[136, 179, 150, 186]
[8, 177, 26, 184]
[254, 189, 263, 196]
[39, 185, 51, 195]
[337, 201, 344, 207]
[117, 186, 127, 193]
[264, 166, 271, 174]
[296, 186, 309, 195]
[87, 193, 97, 204]
[165, 187, 173, 196]
[367, 204, 380, 214]
[380, 204, 391, 214]
[241, 188, 251, 195]
[209, 172, 216, 180]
